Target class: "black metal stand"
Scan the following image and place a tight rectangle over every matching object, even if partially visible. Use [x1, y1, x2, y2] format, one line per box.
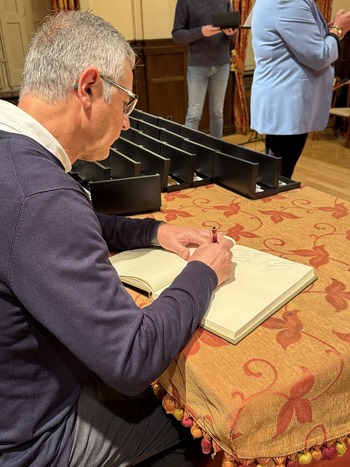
[240, 130, 265, 146]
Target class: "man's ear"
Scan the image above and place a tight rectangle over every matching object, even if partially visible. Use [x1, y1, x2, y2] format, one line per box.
[74, 68, 101, 104]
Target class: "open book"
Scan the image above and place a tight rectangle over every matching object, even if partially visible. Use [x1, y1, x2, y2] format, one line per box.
[109, 243, 316, 344]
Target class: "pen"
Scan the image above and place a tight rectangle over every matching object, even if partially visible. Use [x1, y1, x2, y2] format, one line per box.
[211, 226, 217, 243]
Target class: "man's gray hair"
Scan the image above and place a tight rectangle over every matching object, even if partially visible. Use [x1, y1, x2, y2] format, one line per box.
[19, 10, 136, 103]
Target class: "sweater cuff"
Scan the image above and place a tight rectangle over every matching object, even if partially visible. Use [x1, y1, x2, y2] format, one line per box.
[328, 32, 341, 55]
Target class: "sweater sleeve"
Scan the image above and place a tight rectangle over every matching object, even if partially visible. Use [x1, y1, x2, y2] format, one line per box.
[95, 212, 161, 252]
[9, 187, 217, 396]
[172, 0, 204, 44]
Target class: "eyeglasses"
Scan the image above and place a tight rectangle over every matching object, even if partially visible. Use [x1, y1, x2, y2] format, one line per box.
[100, 74, 138, 116]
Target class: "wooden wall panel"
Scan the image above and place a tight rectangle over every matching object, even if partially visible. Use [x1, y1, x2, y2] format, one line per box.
[146, 50, 187, 122]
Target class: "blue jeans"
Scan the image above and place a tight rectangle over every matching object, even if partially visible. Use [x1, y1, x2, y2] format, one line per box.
[185, 64, 230, 139]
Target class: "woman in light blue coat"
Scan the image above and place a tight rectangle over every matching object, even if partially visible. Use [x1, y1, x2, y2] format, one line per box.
[250, 0, 350, 178]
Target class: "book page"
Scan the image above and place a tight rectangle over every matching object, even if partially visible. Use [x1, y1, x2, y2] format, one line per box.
[201, 245, 316, 343]
[109, 248, 187, 296]
[110, 242, 316, 344]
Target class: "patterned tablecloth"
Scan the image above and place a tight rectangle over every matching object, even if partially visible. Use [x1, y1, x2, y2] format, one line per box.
[130, 184, 350, 467]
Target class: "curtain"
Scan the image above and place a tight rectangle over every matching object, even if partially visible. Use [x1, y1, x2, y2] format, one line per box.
[231, 0, 252, 134]
[316, 0, 333, 23]
[51, 0, 80, 12]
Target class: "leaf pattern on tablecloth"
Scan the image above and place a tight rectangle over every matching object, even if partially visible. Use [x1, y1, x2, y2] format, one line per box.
[227, 223, 260, 242]
[275, 367, 314, 436]
[318, 202, 348, 219]
[182, 329, 229, 360]
[162, 209, 193, 222]
[333, 331, 350, 343]
[291, 245, 329, 268]
[163, 192, 192, 202]
[262, 310, 303, 349]
[259, 209, 301, 223]
[325, 279, 350, 311]
[213, 202, 241, 217]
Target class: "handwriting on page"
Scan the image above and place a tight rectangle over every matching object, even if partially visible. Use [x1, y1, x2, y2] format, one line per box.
[234, 249, 292, 271]
[261, 259, 291, 270]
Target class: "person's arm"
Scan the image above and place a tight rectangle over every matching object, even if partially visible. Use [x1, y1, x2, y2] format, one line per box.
[172, 0, 205, 44]
[95, 212, 161, 252]
[274, 1, 340, 70]
[329, 9, 350, 40]
[328, 9, 350, 54]
[11, 188, 220, 396]
[96, 213, 234, 261]
[172, 0, 234, 44]
[156, 222, 234, 259]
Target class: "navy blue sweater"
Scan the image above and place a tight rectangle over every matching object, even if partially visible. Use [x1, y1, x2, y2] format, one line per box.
[172, 0, 232, 66]
[0, 130, 217, 466]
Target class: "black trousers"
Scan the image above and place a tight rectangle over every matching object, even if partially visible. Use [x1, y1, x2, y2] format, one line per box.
[265, 133, 308, 178]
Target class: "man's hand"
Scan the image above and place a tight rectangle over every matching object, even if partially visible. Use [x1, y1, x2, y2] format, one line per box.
[332, 9, 350, 38]
[157, 224, 234, 286]
[188, 242, 233, 287]
[222, 28, 237, 36]
[201, 25, 222, 37]
[201, 25, 237, 37]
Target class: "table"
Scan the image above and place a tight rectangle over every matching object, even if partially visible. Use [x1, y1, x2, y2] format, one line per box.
[130, 184, 350, 467]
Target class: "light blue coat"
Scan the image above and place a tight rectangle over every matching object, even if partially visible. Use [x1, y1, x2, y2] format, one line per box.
[250, 0, 339, 135]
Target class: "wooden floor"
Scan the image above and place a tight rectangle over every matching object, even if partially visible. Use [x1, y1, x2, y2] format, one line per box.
[223, 127, 350, 202]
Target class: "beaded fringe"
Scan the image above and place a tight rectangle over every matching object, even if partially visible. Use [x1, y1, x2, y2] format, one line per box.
[152, 381, 350, 467]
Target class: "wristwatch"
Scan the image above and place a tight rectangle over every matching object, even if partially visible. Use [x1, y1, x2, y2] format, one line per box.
[329, 25, 343, 39]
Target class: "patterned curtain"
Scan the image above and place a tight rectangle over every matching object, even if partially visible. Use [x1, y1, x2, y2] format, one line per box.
[231, 0, 253, 134]
[51, 0, 80, 12]
[316, 0, 333, 23]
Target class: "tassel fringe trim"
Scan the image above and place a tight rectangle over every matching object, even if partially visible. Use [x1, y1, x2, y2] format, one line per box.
[152, 381, 350, 467]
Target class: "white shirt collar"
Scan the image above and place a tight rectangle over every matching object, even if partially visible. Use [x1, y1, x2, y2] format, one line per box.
[0, 99, 72, 173]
